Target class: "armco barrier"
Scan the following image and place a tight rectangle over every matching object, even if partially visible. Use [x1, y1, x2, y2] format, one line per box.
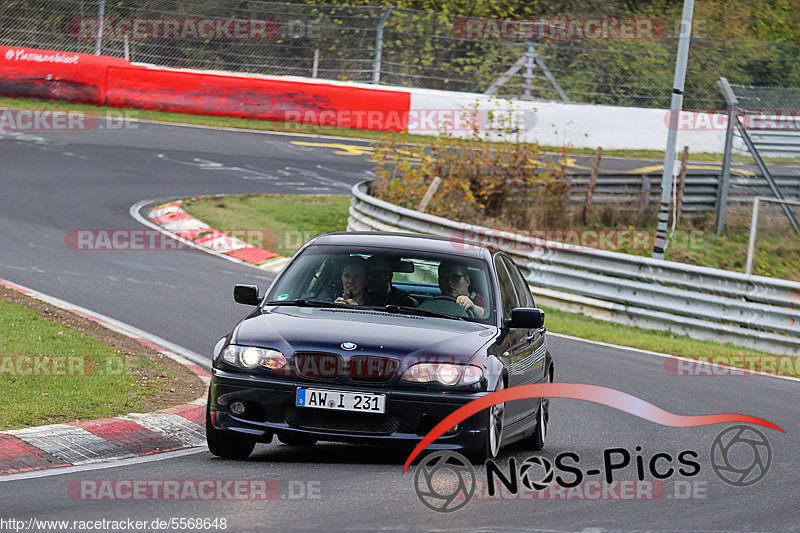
[347, 180, 800, 355]
[566, 172, 800, 216]
[0, 45, 411, 132]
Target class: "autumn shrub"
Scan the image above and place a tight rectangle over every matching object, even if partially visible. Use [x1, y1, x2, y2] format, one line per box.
[371, 107, 570, 231]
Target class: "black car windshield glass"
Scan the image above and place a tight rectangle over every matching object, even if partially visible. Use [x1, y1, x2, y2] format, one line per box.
[265, 245, 495, 324]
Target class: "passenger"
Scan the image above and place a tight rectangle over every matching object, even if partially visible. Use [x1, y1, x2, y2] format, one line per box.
[437, 261, 486, 317]
[364, 255, 417, 307]
[334, 256, 368, 306]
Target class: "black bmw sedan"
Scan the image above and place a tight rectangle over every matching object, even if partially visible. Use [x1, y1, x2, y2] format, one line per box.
[207, 232, 554, 462]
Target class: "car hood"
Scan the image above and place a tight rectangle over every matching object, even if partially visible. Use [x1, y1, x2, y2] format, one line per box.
[232, 306, 496, 361]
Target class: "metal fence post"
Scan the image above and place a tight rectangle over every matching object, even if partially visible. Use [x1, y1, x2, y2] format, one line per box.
[94, 0, 105, 55]
[716, 78, 737, 235]
[652, 0, 694, 259]
[745, 197, 760, 276]
[312, 48, 319, 78]
[583, 148, 602, 224]
[372, 7, 393, 84]
[523, 43, 534, 99]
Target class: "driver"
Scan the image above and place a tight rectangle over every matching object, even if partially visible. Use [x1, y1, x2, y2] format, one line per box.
[438, 261, 486, 318]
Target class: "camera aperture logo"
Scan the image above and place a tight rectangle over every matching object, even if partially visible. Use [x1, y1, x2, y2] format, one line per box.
[414, 451, 475, 512]
[710, 425, 772, 487]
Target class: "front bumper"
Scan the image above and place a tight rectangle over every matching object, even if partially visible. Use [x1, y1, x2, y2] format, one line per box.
[208, 368, 488, 452]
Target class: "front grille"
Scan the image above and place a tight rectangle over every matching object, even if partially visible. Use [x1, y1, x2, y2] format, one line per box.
[284, 406, 400, 435]
[293, 352, 343, 381]
[347, 355, 400, 384]
[292, 353, 401, 384]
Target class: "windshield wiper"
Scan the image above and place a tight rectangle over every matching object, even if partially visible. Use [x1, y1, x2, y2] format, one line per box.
[365, 304, 466, 321]
[265, 299, 362, 309]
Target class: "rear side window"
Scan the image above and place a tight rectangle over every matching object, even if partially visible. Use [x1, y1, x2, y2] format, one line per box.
[501, 255, 534, 307]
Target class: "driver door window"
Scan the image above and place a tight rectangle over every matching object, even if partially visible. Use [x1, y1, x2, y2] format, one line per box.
[501, 255, 534, 308]
[494, 256, 520, 318]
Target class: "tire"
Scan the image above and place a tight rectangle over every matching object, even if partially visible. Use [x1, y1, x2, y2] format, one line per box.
[206, 406, 256, 459]
[519, 398, 548, 451]
[467, 378, 505, 463]
[517, 368, 551, 451]
[278, 434, 318, 446]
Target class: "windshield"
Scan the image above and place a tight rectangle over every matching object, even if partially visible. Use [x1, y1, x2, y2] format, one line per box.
[265, 245, 495, 324]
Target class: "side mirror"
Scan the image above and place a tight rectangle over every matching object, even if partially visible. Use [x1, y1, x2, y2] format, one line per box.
[234, 284, 260, 306]
[508, 307, 544, 329]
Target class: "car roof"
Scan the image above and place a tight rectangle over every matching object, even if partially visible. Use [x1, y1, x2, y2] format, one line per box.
[310, 231, 492, 259]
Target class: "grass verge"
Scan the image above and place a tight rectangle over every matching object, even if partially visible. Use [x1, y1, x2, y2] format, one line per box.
[0, 286, 203, 429]
[7, 95, 798, 164]
[541, 305, 797, 377]
[177, 193, 795, 374]
[180, 194, 351, 257]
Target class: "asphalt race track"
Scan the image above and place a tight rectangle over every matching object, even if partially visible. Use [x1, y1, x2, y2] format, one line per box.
[1, 120, 798, 532]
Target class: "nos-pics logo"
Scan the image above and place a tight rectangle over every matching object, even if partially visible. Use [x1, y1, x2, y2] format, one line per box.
[414, 424, 772, 512]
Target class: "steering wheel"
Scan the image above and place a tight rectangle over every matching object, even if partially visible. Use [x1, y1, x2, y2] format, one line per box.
[417, 296, 475, 318]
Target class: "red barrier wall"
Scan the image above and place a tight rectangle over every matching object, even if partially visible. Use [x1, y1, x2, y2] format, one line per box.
[105, 66, 410, 132]
[0, 45, 127, 105]
[0, 45, 411, 132]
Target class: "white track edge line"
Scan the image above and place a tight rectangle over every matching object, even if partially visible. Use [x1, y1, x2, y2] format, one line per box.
[0, 447, 207, 482]
[549, 332, 800, 384]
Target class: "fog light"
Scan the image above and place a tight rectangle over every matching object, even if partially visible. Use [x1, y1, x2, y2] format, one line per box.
[230, 401, 246, 416]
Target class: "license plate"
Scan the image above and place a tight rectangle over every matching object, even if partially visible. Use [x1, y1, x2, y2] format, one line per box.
[296, 388, 386, 414]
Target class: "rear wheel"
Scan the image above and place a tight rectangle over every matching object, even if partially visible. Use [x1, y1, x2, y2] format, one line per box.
[206, 406, 256, 459]
[278, 434, 318, 446]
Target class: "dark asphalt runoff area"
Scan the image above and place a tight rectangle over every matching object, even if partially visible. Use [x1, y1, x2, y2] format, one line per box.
[0, 120, 798, 532]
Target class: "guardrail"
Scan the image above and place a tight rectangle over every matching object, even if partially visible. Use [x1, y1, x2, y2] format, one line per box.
[567, 172, 800, 215]
[347, 180, 800, 355]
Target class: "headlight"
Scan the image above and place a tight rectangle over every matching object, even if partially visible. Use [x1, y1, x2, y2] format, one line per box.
[220, 345, 286, 370]
[401, 363, 483, 386]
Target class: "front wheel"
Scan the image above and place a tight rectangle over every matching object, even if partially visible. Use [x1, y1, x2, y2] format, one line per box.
[206, 406, 256, 459]
[517, 368, 551, 451]
[518, 398, 548, 451]
[467, 378, 505, 463]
